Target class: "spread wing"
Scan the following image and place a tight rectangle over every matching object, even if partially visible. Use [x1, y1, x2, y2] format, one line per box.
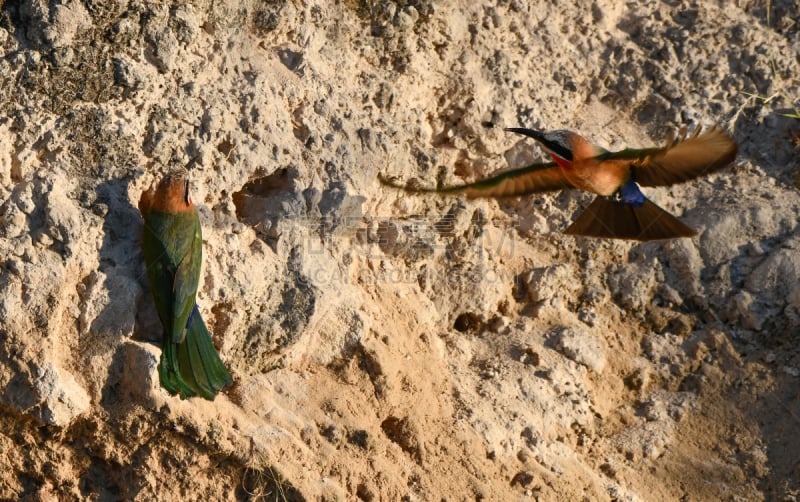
[379, 161, 572, 199]
[609, 126, 737, 187]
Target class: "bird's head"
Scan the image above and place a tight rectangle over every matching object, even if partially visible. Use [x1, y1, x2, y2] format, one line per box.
[159, 169, 193, 206]
[139, 169, 195, 215]
[504, 128, 593, 168]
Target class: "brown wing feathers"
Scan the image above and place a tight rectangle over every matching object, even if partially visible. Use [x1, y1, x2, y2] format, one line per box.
[632, 126, 737, 187]
[379, 162, 571, 199]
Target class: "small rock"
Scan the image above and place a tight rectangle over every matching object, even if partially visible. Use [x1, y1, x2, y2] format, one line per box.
[2, 362, 90, 427]
[782, 366, 800, 377]
[120, 341, 160, 403]
[34, 363, 90, 426]
[662, 238, 705, 305]
[729, 291, 763, 331]
[147, 27, 179, 73]
[745, 242, 800, 308]
[657, 283, 683, 307]
[0, 201, 27, 238]
[113, 56, 141, 88]
[526, 263, 580, 306]
[47, 2, 93, 48]
[78, 270, 141, 337]
[607, 262, 656, 312]
[15, 181, 37, 214]
[394, 8, 417, 31]
[43, 176, 82, 255]
[19, 0, 92, 48]
[643, 436, 666, 460]
[550, 326, 607, 373]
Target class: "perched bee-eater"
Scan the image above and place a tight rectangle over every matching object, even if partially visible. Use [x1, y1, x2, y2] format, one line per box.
[381, 126, 737, 241]
[138, 171, 232, 400]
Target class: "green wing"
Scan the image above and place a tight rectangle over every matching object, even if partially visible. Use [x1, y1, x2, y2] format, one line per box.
[171, 215, 202, 343]
[141, 210, 200, 344]
[604, 126, 737, 187]
[380, 161, 571, 198]
[142, 214, 178, 335]
[143, 208, 231, 400]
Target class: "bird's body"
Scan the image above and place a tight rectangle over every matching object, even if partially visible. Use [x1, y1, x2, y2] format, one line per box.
[561, 156, 626, 196]
[139, 171, 232, 400]
[381, 125, 737, 241]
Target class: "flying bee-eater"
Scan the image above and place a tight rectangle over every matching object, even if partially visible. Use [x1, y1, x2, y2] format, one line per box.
[380, 125, 737, 241]
[138, 170, 232, 400]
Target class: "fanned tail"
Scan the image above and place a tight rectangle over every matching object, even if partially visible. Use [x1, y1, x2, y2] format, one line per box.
[159, 305, 233, 400]
[564, 196, 696, 241]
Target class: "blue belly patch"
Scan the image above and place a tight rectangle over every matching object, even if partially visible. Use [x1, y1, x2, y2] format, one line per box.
[613, 179, 646, 207]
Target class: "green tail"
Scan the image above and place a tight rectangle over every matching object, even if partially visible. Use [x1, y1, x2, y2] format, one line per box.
[159, 305, 233, 400]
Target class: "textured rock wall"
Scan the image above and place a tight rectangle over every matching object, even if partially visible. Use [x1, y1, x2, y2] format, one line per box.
[0, 0, 798, 500]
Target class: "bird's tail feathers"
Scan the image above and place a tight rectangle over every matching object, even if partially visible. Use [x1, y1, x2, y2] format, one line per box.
[564, 196, 696, 241]
[159, 305, 232, 400]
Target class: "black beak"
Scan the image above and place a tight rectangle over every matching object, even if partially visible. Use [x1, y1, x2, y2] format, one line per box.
[504, 127, 573, 161]
[183, 178, 191, 205]
[504, 127, 546, 141]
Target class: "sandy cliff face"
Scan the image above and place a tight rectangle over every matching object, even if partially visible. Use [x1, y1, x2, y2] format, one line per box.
[0, 0, 798, 500]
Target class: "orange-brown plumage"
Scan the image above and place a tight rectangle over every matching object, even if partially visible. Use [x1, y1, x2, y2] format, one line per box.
[138, 170, 195, 216]
[380, 125, 738, 241]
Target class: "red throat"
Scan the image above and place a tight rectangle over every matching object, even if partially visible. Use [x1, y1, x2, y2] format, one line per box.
[548, 152, 572, 169]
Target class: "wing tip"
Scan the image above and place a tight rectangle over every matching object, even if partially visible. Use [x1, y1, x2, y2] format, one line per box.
[378, 174, 456, 194]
